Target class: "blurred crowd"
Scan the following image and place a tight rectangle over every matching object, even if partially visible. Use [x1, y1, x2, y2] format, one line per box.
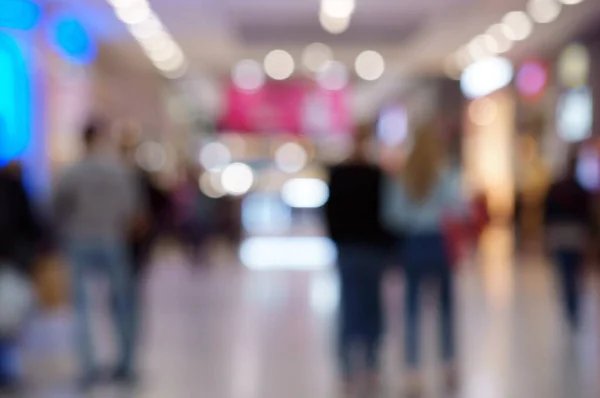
[0, 117, 596, 397]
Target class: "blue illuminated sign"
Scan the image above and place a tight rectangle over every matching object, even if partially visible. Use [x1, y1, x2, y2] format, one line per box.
[0, 0, 40, 30]
[0, 33, 31, 165]
[48, 15, 96, 64]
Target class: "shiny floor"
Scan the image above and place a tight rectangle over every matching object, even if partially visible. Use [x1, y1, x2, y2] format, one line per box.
[18, 230, 600, 397]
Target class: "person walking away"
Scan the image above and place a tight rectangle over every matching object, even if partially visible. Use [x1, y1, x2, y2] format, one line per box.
[543, 152, 593, 329]
[382, 124, 465, 395]
[325, 124, 393, 394]
[0, 163, 39, 390]
[53, 121, 140, 388]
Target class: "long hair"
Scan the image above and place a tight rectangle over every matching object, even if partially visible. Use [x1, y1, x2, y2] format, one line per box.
[402, 124, 444, 201]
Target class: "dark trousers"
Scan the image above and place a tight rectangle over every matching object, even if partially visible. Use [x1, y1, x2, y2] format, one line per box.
[553, 250, 583, 327]
[336, 244, 387, 377]
[402, 233, 455, 368]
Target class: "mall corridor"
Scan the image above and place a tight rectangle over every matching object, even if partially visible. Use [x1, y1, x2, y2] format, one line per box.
[17, 228, 600, 398]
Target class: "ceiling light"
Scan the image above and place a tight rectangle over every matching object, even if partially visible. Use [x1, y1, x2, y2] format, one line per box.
[355, 51, 385, 81]
[501, 11, 533, 41]
[127, 17, 163, 39]
[468, 35, 493, 60]
[527, 0, 562, 23]
[302, 43, 333, 72]
[114, 2, 152, 25]
[320, 0, 356, 19]
[264, 49, 295, 80]
[319, 12, 350, 34]
[316, 61, 349, 90]
[486, 24, 513, 54]
[232, 59, 265, 91]
[559, 0, 584, 4]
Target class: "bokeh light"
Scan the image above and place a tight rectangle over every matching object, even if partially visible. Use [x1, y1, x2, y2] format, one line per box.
[527, 0, 562, 24]
[319, 12, 350, 34]
[199, 171, 226, 198]
[232, 59, 265, 91]
[302, 43, 333, 73]
[221, 162, 254, 196]
[485, 24, 514, 54]
[199, 142, 231, 171]
[316, 61, 349, 90]
[135, 141, 167, 172]
[320, 0, 356, 19]
[461, 57, 514, 99]
[264, 50, 295, 80]
[516, 60, 548, 98]
[281, 178, 329, 208]
[501, 11, 533, 41]
[355, 51, 385, 81]
[274, 142, 308, 173]
[558, 43, 590, 88]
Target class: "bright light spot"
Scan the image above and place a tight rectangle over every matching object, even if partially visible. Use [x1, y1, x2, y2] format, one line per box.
[516, 61, 548, 97]
[486, 24, 514, 54]
[468, 35, 493, 61]
[319, 12, 350, 34]
[275, 142, 308, 173]
[468, 98, 498, 126]
[114, 2, 152, 25]
[377, 105, 408, 146]
[242, 193, 292, 234]
[221, 162, 254, 196]
[281, 178, 329, 208]
[264, 49, 295, 80]
[302, 43, 333, 73]
[355, 50, 385, 81]
[559, 0, 584, 4]
[527, 0, 562, 23]
[501, 11, 533, 41]
[232, 59, 265, 91]
[199, 142, 231, 171]
[240, 237, 337, 271]
[558, 43, 589, 88]
[460, 57, 514, 99]
[135, 141, 167, 172]
[557, 87, 593, 142]
[316, 61, 348, 90]
[199, 171, 225, 198]
[320, 0, 356, 19]
[127, 17, 163, 40]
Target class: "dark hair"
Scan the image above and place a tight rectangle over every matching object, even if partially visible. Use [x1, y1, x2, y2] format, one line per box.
[83, 119, 108, 147]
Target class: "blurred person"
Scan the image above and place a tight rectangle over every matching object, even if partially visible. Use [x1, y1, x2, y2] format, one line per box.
[382, 124, 465, 395]
[543, 152, 593, 329]
[173, 166, 216, 267]
[53, 121, 139, 388]
[0, 162, 39, 390]
[324, 123, 393, 394]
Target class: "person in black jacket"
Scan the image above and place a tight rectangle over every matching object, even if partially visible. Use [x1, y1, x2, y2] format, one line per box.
[0, 162, 39, 389]
[543, 151, 594, 329]
[325, 124, 393, 392]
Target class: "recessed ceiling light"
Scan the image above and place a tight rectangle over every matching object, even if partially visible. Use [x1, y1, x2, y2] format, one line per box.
[232, 59, 265, 91]
[320, 0, 356, 19]
[355, 51, 385, 81]
[501, 11, 533, 41]
[527, 0, 562, 24]
[319, 12, 350, 34]
[302, 43, 333, 73]
[264, 49, 295, 80]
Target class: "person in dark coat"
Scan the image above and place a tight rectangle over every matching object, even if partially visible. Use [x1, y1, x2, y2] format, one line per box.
[324, 123, 393, 393]
[543, 152, 594, 329]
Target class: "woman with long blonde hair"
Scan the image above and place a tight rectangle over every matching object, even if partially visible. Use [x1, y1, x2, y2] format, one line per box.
[382, 123, 464, 394]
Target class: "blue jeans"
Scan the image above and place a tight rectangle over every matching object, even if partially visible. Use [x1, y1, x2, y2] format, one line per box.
[67, 239, 135, 377]
[401, 233, 454, 368]
[553, 250, 583, 327]
[336, 244, 387, 377]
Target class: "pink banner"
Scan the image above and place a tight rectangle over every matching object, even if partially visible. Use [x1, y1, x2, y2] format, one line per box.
[219, 79, 350, 135]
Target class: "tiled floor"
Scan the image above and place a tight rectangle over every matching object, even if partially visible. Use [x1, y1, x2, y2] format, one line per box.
[17, 229, 600, 397]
